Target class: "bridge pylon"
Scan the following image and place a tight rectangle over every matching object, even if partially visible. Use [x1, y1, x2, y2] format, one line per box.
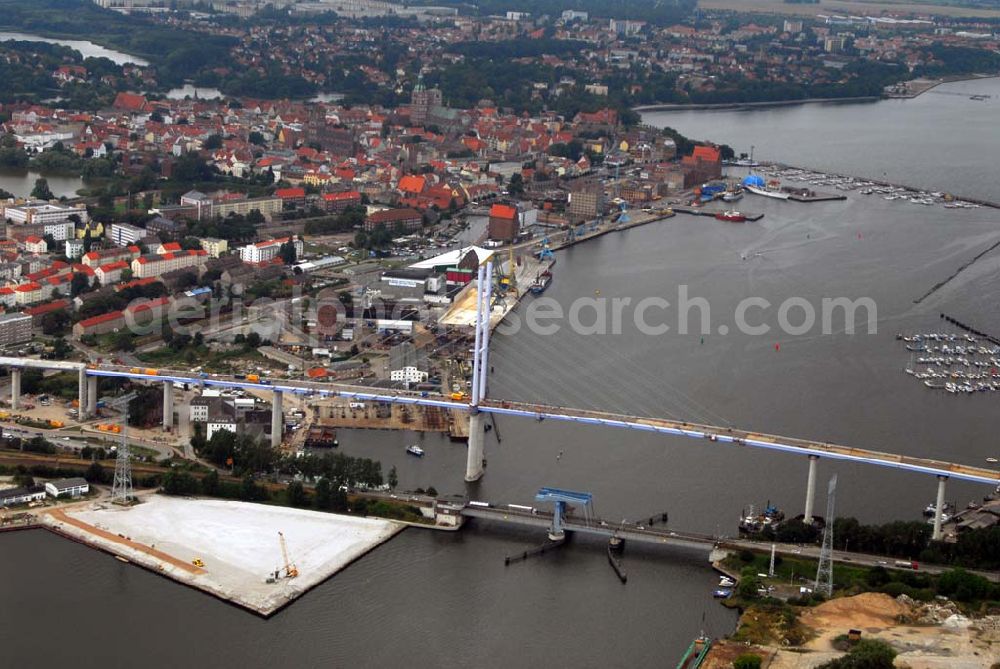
[465, 259, 493, 482]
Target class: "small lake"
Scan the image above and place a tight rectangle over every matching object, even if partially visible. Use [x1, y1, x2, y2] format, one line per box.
[0, 31, 149, 66]
[0, 169, 85, 199]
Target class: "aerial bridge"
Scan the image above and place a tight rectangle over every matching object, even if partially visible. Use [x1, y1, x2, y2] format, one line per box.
[1, 266, 998, 541]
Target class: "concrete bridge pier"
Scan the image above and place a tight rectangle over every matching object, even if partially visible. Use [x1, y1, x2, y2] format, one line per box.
[10, 368, 20, 410]
[548, 500, 566, 541]
[78, 369, 88, 421]
[804, 454, 819, 524]
[162, 381, 173, 431]
[932, 475, 948, 541]
[271, 390, 283, 448]
[465, 409, 486, 482]
[86, 377, 97, 417]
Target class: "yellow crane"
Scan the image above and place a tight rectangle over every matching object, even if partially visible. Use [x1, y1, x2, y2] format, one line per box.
[278, 531, 299, 579]
[497, 246, 517, 293]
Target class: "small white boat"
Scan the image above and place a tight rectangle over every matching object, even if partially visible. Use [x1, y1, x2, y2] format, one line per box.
[406, 444, 425, 457]
[718, 577, 736, 587]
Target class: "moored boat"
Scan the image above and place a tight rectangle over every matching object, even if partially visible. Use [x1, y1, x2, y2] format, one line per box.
[529, 270, 553, 294]
[715, 210, 747, 223]
[745, 184, 790, 200]
[406, 444, 425, 457]
[676, 633, 712, 669]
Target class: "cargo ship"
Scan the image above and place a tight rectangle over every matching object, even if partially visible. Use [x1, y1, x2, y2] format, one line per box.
[529, 270, 552, 295]
[715, 210, 747, 223]
[676, 633, 712, 669]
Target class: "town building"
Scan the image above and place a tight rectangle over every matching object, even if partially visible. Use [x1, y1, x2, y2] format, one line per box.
[1, 201, 89, 226]
[82, 246, 141, 268]
[322, 190, 362, 212]
[487, 203, 519, 242]
[73, 310, 125, 337]
[388, 342, 429, 387]
[0, 313, 33, 347]
[567, 181, 605, 220]
[365, 208, 422, 232]
[238, 236, 303, 265]
[131, 249, 207, 279]
[44, 477, 89, 498]
[64, 239, 84, 259]
[108, 223, 146, 247]
[95, 260, 130, 285]
[24, 236, 47, 254]
[0, 484, 46, 507]
[145, 216, 185, 238]
[23, 299, 70, 328]
[199, 238, 228, 258]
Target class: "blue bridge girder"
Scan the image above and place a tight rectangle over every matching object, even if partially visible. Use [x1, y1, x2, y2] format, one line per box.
[2, 360, 993, 487]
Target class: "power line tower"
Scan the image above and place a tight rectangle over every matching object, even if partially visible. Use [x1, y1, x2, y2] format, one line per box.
[814, 474, 837, 597]
[109, 392, 137, 506]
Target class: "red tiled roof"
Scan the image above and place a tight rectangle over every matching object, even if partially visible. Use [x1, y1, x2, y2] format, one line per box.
[24, 299, 69, 316]
[78, 311, 125, 327]
[690, 145, 721, 163]
[490, 204, 517, 220]
[113, 92, 148, 112]
[368, 208, 422, 225]
[98, 261, 129, 273]
[398, 175, 426, 195]
[322, 191, 361, 202]
[275, 187, 306, 199]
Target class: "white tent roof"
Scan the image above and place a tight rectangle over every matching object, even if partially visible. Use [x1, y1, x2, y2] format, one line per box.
[408, 246, 494, 269]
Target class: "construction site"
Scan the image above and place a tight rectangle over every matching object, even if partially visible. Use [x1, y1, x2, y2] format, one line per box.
[42, 495, 404, 616]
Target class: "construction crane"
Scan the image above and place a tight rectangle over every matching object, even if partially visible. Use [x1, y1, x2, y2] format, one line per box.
[497, 246, 517, 294]
[277, 531, 299, 579]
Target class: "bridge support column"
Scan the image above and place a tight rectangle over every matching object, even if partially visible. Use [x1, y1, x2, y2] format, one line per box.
[86, 377, 97, 417]
[804, 454, 819, 524]
[10, 368, 20, 410]
[548, 500, 566, 541]
[78, 369, 88, 421]
[465, 409, 485, 482]
[162, 381, 173, 431]
[932, 475, 948, 541]
[271, 390, 283, 448]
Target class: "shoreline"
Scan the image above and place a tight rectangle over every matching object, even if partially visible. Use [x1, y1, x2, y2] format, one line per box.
[752, 161, 1000, 211]
[634, 95, 879, 112]
[634, 73, 1000, 113]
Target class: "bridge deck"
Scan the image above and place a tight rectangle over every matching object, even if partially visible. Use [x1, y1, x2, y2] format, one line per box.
[6, 360, 995, 486]
[461, 507, 714, 552]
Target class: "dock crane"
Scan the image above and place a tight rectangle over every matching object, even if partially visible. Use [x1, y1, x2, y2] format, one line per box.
[497, 246, 517, 294]
[277, 531, 299, 579]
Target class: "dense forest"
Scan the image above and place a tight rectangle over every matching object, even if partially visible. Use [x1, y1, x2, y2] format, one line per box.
[915, 44, 1000, 77]
[0, 40, 124, 108]
[0, 0, 236, 87]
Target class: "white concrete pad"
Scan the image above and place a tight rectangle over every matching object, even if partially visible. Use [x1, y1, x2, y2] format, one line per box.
[64, 495, 403, 615]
